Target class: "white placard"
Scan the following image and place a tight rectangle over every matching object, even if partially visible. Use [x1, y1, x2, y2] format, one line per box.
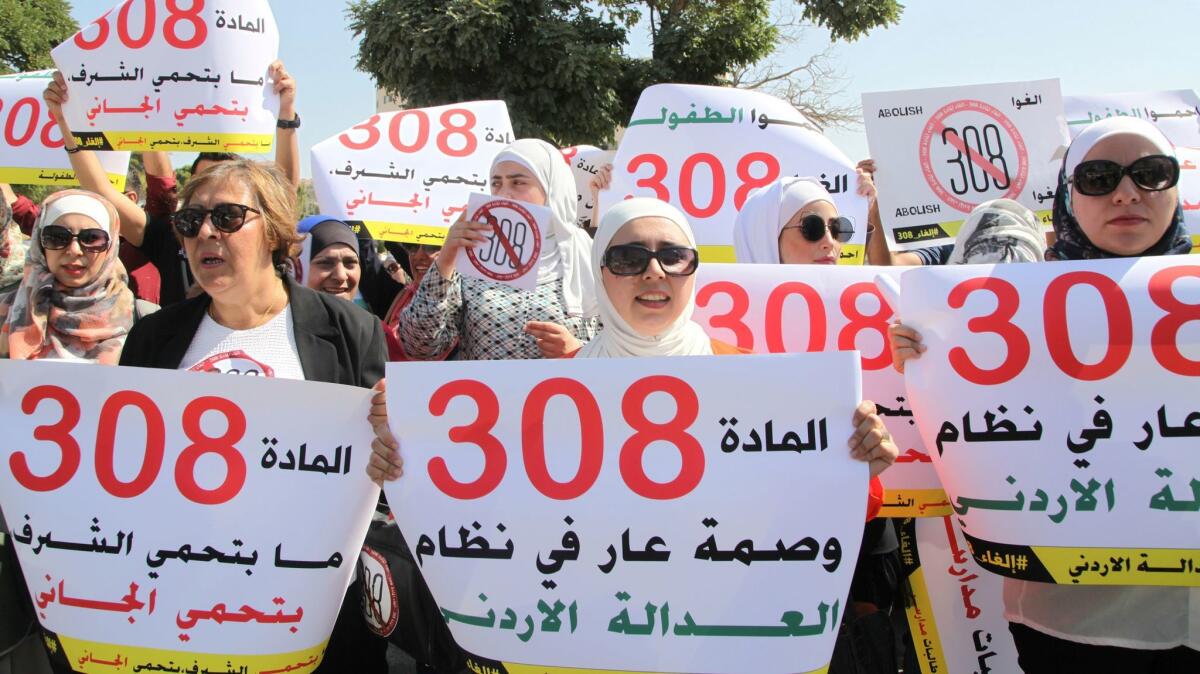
[692, 263, 948, 517]
[902, 257, 1200, 586]
[605, 84, 868, 263]
[311, 100, 513, 245]
[1178, 146, 1200, 247]
[898, 517, 1019, 674]
[50, 0, 280, 153]
[1065, 90, 1200, 146]
[0, 71, 130, 189]
[453, 193, 548, 290]
[560, 145, 615, 230]
[383, 354, 867, 674]
[863, 79, 1069, 250]
[0, 362, 379, 673]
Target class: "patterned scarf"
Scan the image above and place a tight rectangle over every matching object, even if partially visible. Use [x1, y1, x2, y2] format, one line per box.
[0, 190, 134, 364]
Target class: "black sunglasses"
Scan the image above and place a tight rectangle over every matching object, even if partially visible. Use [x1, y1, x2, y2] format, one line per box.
[171, 203, 261, 238]
[40, 225, 111, 252]
[603, 244, 699, 277]
[1070, 155, 1179, 197]
[781, 214, 855, 243]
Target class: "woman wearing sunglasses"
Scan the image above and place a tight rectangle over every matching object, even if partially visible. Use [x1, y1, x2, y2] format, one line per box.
[397, 138, 598, 361]
[890, 117, 1198, 673]
[0, 190, 134, 363]
[383, 242, 457, 361]
[118, 160, 388, 670]
[733, 176, 869, 265]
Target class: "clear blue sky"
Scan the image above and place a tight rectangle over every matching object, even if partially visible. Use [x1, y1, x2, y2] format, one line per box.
[69, 0, 1197, 178]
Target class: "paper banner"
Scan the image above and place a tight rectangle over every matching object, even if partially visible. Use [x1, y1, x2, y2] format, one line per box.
[51, 0, 280, 153]
[0, 362, 379, 673]
[383, 353, 867, 673]
[312, 101, 514, 245]
[605, 84, 868, 263]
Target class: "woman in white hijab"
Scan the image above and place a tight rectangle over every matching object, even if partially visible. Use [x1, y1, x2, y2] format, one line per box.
[397, 138, 599, 360]
[734, 172, 884, 265]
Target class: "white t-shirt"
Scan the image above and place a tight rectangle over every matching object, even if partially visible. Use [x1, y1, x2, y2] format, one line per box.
[179, 305, 304, 380]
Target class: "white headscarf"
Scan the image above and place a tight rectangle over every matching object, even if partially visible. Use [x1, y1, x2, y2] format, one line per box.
[491, 139, 597, 317]
[947, 199, 1045, 264]
[1064, 116, 1174, 178]
[733, 177, 835, 263]
[576, 198, 712, 358]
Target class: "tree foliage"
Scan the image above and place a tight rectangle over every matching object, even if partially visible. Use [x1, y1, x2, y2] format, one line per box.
[347, 0, 902, 145]
[0, 0, 77, 74]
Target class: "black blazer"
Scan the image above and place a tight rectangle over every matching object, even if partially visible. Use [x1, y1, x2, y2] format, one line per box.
[120, 276, 385, 388]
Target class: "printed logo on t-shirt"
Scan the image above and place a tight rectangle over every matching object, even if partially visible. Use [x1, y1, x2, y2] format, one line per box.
[189, 350, 275, 377]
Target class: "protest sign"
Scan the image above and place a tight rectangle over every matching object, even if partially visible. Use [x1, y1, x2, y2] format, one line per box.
[0, 362, 379, 673]
[898, 517, 1019, 674]
[561, 145, 615, 230]
[0, 71, 130, 189]
[863, 79, 1068, 250]
[1178, 145, 1200, 250]
[1065, 90, 1200, 146]
[605, 84, 868, 263]
[384, 353, 867, 673]
[454, 193, 549, 291]
[692, 264, 948, 517]
[902, 257, 1200, 585]
[312, 101, 513, 245]
[50, 0, 280, 153]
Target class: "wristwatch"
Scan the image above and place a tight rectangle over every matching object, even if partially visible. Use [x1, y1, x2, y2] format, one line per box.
[277, 112, 301, 130]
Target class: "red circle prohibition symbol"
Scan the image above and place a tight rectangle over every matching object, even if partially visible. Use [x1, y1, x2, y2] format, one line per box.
[918, 99, 1029, 214]
[466, 200, 543, 282]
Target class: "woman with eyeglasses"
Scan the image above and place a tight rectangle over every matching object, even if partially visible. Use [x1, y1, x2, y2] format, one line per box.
[118, 161, 389, 671]
[890, 117, 1198, 673]
[733, 175, 873, 265]
[397, 138, 598, 361]
[0, 190, 133, 363]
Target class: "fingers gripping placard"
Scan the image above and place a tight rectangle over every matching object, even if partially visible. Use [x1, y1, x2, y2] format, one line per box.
[383, 354, 868, 673]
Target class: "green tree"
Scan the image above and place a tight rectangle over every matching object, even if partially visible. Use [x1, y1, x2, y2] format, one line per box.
[347, 0, 902, 145]
[0, 0, 77, 74]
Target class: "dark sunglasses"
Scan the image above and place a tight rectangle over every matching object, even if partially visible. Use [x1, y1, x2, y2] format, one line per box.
[603, 244, 699, 277]
[781, 214, 855, 243]
[400, 242, 441, 255]
[171, 203, 261, 238]
[40, 225, 111, 252]
[1070, 155, 1179, 197]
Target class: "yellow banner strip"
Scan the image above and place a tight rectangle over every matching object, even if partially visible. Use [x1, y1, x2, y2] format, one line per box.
[362, 221, 449, 245]
[0, 167, 125, 191]
[53, 633, 326, 674]
[71, 131, 274, 154]
[698, 244, 867, 265]
[498, 661, 828, 674]
[1032, 546, 1200, 586]
[903, 568, 948, 674]
[879, 489, 952, 518]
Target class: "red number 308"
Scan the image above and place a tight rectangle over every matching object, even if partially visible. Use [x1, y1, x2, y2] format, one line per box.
[427, 376, 703, 501]
[75, 0, 207, 51]
[10, 386, 246, 504]
[947, 266, 1200, 384]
